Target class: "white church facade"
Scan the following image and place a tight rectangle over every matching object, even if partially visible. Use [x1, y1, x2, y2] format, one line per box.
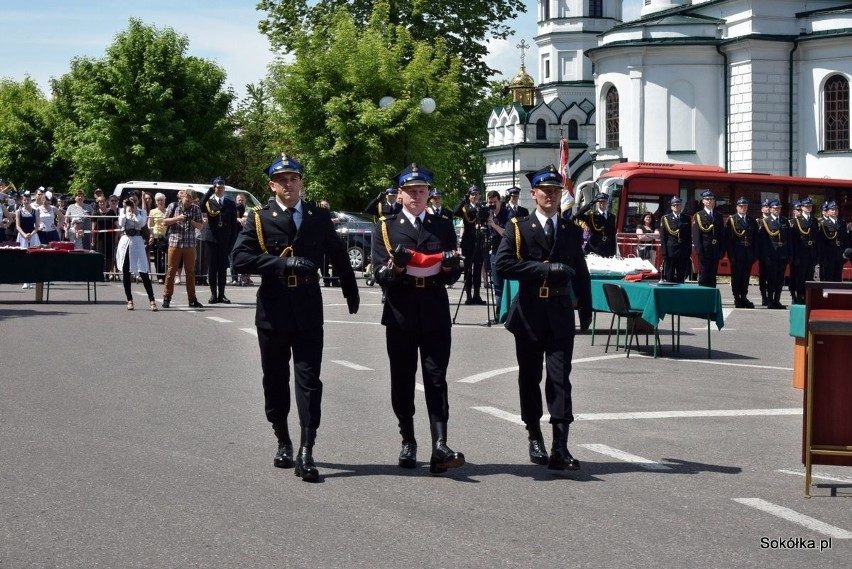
[484, 0, 852, 196]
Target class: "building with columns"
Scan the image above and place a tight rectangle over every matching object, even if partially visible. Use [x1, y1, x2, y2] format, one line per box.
[484, 0, 852, 199]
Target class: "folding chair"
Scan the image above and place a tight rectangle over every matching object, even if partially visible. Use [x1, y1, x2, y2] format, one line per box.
[602, 282, 662, 358]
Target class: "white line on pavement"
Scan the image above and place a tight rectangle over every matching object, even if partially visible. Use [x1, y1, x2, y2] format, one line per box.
[415, 382, 425, 392]
[580, 444, 672, 470]
[776, 469, 852, 484]
[471, 406, 802, 424]
[471, 406, 525, 425]
[239, 328, 258, 337]
[206, 316, 232, 324]
[636, 356, 793, 372]
[325, 320, 382, 325]
[732, 498, 852, 539]
[330, 360, 373, 371]
[458, 354, 627, 383]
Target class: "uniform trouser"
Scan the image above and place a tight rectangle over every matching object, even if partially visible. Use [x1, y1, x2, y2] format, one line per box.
[697, 255, 719, 287]
[793, 254, 817, 299]
[386, 326, 451, 423]
[730, 254, 754, 298]
[663, 255, 690, 283]
[164, 246, 197, 300]
[758, 259, 769, 298]
[204, 240, 230, 298]
[258, 326, 324, 429]
[489, 252, 503, 308]
[462, 241, 482, 295]
[514, 332, 576, 425]
[821, 256, 844, 282]
[766, 259, 788, 300]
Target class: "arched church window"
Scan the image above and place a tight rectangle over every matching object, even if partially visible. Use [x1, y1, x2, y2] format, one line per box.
[536, 119, 547, 140]
[605, 86, 619, 148]
[824, 75, 850, 151]
[568, 119, 578, 140]
[590, 0, 603, 18]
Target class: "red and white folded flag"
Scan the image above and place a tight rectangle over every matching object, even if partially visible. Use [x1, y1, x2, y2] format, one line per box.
[404, 250, 443, 277]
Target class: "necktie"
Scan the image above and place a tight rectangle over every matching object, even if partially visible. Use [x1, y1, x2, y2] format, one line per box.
[284, 207, 297, 238]
[414, 216, 422, 234]
[544, 218, 554, 249]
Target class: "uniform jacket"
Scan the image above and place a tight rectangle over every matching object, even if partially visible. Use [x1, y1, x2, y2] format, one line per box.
[723, 213, 757, 262]
[660, 212, 693, 259]
[790, 215, 820, 262]
[757, 215, 791, 261]
[692, 209, 724, 260]
[371, 212, 460, 332]
[363, 195, 401, 218]
[506, 203, 530, 220]
[199, 189, 239, 246]
[453, 199, 480, 251]
[575, 208, 617, 257]
[428, 206, 453, 223]
[232, 199, 357, 331]
[495, 214, 592, 342]
[819, 216, 848, 263]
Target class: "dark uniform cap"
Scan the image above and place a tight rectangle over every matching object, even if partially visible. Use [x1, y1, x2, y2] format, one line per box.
[670, 197, 683, 205]
[385, 187, 399, 195]
[212, 177, 226, 186]
[507, 187, 521, 196]
[265, 153, 304, 178]
[736, 197, 749, 206]
[823, 201, 838, 210]
[429, 189, 443, 198]
[525, 165, 563, 188]
[761, 199, 771, 208]
[395, 163, 433, 188]
[793, 201, 802, 210]
[594, 192, 609, 202]
[701, 190, 716, 199]
[769, 199, 781, 208]
[467, 184, 481, 195]
[800, 197, 813, 206]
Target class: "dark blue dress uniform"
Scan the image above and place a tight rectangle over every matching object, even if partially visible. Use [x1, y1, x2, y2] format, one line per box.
[790, 198, 820, 304]
[232, 154, 359, 482]
[199, 177, 239, 304]
[692, 191, 724, 287]
[496, 165, 592, 472]
[453, 185, 486, 304]
[724, 198, 757, 308]
[757, 200, 772, 305]
[371, 163, 464, 475]
[575, 193, 617, 257]
[757, 202, 791, 309]
[428, 189, 453, 222]
[659, 197, 692, 283]
[363, 188, 402, 218]
[505, 187, 530, 220]
[818, 202, 847, 282]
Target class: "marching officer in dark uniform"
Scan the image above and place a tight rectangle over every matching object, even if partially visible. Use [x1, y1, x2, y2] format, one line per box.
[371, 163, 465, 475]
[724, 197, 757, 308]
[232, 154, 360, 482]
[757, 199, 772, 306]
[659, 197, 692, 283]
[496, 165, 592, 472]
[454, 185, 486, 305]
[818, 201, 847, 282]
[200, 177, 239, 304]
[427, 189, 452, 221]
[575, 192, 617, 257]
[505, 187, 529, 219]
[790, 197, 819, 304]
[363, 186, 402, 218]
[757, 200, 790, 309]
[692, 190, 724, 287]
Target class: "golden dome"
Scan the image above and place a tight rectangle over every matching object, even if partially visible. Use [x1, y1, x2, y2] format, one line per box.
[510, 65, 535, 88]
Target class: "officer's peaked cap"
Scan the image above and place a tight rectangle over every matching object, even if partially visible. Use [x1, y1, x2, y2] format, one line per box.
[265, 153, 304, 178]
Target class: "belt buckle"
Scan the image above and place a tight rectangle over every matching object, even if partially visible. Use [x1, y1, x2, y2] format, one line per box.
[539, 286, 549, 298]
[287, 275, 298, 288]
[415, 277, 425, 288]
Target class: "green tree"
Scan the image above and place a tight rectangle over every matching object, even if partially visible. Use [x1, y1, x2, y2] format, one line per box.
[268, 4, 470, 209]
[51, 19, 235, 191]
[0, 77, 64, 190]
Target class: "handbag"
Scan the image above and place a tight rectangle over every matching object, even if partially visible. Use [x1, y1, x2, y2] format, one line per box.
[637, 245, 651, 260]
[140, 224, 151, 240]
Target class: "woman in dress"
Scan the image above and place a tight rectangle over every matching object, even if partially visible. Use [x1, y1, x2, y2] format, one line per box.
[147, 192, 168, 284]
[15, 193, 40, 289]
[92, 197, 117, 277]
[36, 197, 60, 244]
[116, 196, 157, 311]
[635, 212, 660, 266]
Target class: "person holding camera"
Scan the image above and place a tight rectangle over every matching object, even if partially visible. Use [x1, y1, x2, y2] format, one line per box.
[162, 188, 204, 309]
[116, 194, 157, 311]
[496, 165, 592, 472]
[453, 185, 486, 305]
[232, 154, 360, 482]
[485, 190, 509, 316]
[371, 163, 465, 475]
[200, 177, 239, 304]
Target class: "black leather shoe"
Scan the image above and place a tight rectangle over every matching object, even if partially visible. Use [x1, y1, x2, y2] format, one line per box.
[294, 447, 319, 482]
[274, 443, 294, 468]
[430, 442, 465, 474]
[218, 296, 231, 304]
[161, 297, 170, 308]
[470, 296, 487, 305]
[188, 299, 204, 308]
[548, 448, 581, 471]
[742, 298, 755, 309]
[734, 298, 745, 308]
[528, 438, 549, 465]
[208, 296, 219, 304]
[399, 441, 417, 469]
[464, 297, 474, 305]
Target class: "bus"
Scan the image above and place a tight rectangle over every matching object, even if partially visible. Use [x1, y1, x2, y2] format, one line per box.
[577, 162, 852, 275]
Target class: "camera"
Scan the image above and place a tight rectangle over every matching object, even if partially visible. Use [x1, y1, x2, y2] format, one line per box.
[474, 204, 490, 223]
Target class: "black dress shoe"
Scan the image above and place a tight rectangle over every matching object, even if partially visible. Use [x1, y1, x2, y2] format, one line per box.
[742, 298, 755, 309]
[734, 299, 745, 308]
[294, 447, 319, 482]
[548, 448, 581, 471]
[470, 296, 487, 305]
[161, 297, 170, 308]
[217, 296, 231, 304]
[528, 438, 549, 465]
[187, 299, 204, 308]
[399, 441, 417, 469]
[274, 443, 294, 468]
[208, 295, 219, 304]
[464, 297, 474, 305]
[430, 442, 465, 474]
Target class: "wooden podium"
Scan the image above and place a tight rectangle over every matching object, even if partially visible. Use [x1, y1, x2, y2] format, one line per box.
[803, 281, 852, 497]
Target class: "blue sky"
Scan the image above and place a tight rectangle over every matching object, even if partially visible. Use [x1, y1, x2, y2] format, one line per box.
[0, 0, 643, 100]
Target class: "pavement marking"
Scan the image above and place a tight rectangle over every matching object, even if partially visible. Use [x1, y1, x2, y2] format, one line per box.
[206, 316, 232, 324]
[326, 320, 382, 325]
[732, 498, 852, 539]
[330, 360, 373, 371]
[776, 469, 852, 484]
[458, 354, 627, 383]
[415, 382, 425, 392]
[632, 355, 793, 372]
[472, 406, 802, 424]
[580, 444, 672, 470]
[239, 327, 258, 337]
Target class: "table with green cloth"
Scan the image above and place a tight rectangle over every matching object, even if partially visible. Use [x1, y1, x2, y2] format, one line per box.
[591, 280, 724, 358]
[0, 249, 105, 302]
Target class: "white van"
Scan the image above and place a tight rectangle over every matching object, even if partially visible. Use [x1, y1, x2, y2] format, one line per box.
[111, 181, 261, 208]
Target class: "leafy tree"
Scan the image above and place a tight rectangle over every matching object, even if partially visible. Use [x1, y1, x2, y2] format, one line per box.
[0, 78, 64, 190]
[51, 18, 235, 191]
[267, 4, 471, 209]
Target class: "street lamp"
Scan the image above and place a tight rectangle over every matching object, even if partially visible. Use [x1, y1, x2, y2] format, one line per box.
[379, 85, 436, 166]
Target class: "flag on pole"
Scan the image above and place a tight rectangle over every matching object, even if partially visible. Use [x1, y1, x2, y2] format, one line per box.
[559, 137, 575, 212]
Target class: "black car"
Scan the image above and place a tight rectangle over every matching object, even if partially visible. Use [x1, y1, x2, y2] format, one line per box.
[331, 211, 374, 271]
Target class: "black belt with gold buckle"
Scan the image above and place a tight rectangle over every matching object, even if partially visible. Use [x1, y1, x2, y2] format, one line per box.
[281, 274, 319, 287]
[400, 275, 443, 288]
[538, 286, 572, 299]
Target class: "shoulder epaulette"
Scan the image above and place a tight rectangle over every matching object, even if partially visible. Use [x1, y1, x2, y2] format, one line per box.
[252, 205, 263, 211]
